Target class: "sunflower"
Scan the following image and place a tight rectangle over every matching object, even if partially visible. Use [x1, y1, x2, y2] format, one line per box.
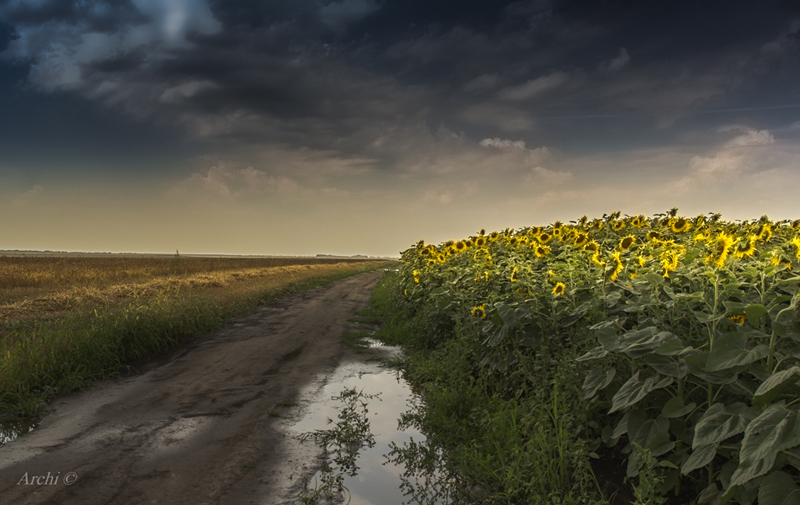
[552, 282, 566, 296]
[661, 251, 681, 278]
[612, 220, 626, 232]
[427, 259, 436, 267]
[534, 244, 550, 258]
[574, 233, 589, 247]
[510, 267, 519, 282]
[707, 232, 734, 269]
[609, 251, 624, 281]
[694, 215, 706, 228]
[792, 220, 800, 230]
[455, 241, 467, 252]
[539, 232, 553, 244]
[630, 216, 642, 228]
[592, 253, 606, 267]
[670, 217, 691, 233]
[471, 305, 487, 319]
[647, 231, 663, 242]
[756, 223, 773, 242]
[729, 315, 745, 325]
[475, 236, 487, 247]
[508, 237, 518, 247]
[618, 235, 636, 251]
[637, 256, 647, 267]
[791, 237, 800, 259]
[488, 231, 500, 242]
[404, 289, 409, 296]
[484, 271, 490, 282]
[733, 236, 758, 259]
[584, 240, 600, 253]
[437, 253, 446, 263]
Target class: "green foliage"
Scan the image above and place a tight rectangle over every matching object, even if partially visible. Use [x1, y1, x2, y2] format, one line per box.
[390, 212, 800, 503]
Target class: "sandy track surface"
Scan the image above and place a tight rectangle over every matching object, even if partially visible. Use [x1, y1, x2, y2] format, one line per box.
[0, 271, 383, 504]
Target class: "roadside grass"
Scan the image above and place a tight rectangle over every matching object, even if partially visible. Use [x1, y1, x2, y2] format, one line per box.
[369, 271, 609, 505]
[0, 259, 394, 432]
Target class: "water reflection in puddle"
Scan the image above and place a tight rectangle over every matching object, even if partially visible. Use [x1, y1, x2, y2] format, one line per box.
[0, 421, 37, 446]
[290, 342, 423, 505]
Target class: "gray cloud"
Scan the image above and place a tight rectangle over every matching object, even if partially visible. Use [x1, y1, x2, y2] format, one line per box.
[2, 0, 800, 179]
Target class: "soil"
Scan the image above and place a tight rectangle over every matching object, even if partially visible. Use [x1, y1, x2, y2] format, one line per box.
[0, 270, 384, 505]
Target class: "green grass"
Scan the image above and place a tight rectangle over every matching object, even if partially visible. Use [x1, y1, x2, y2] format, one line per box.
[370, 271, 609, 505]
[0, 262, 392, 430]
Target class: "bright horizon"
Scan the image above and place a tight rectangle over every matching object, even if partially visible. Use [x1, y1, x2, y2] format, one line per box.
[2, 1, 800, 258]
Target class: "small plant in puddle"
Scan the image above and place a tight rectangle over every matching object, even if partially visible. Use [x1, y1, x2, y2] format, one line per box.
[296, 387, 381, 504]
[340, 331, 372, 354]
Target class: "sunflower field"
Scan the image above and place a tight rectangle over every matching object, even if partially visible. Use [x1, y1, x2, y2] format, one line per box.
[394, 209, 800, 504]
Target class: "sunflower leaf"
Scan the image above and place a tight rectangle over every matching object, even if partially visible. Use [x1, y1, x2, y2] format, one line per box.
[704, 332, 770, 372]
[745, 303, 769, 326]
[682, 443, 718, 475]
[582, 366, 616, 400]
[753, 366, 800, 407]
[758, 471, 800, 505]
[609, 373, 672, 414]
[739, 401, 800, 468]
[692, 402, 754, 449]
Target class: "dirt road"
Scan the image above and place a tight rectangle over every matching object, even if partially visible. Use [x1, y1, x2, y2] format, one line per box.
[0, 270, 384, 504]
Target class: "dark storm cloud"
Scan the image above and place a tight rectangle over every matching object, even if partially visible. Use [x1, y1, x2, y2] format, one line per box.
[0, 0, 149, 32]
[0, 19, 18, 51]
[2, 0, 800, 173]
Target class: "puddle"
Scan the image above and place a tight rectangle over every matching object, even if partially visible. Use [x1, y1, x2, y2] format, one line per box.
[290, 340, 430, 505]
[0, 420, 37, 446]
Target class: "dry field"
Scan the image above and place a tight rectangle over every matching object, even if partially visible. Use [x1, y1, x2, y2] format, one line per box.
[0, 255, 379, 327]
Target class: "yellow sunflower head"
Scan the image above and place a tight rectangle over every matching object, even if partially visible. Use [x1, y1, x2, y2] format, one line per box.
[791, 237, 800, 259]
[729, 315, 745, 325]
[552, 282, 566, 296]
[455, 241, 467, 252]
[609, 251, 623, 281]
[584, 240, 600, 253]
[574, 233, 589, 247]
[488, 231, 500, 241]
[539, 232, 553, 244]
[612, 220, 626, 232]
[618, 235, 636, 251]
[471, 304, 487, 319]
[734, 236, 758, 259]
[475, 236, 487, 247]
[510, 267, 518, 282]
[707, 232, 734, 269]
[757, 223, 773, 242]
[534, 244, 550, 258]
[670, 217, 691, 233]
[647, 231, 663, 242]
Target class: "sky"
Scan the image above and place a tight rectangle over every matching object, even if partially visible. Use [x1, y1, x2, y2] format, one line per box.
[1, 0, 800, 257]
